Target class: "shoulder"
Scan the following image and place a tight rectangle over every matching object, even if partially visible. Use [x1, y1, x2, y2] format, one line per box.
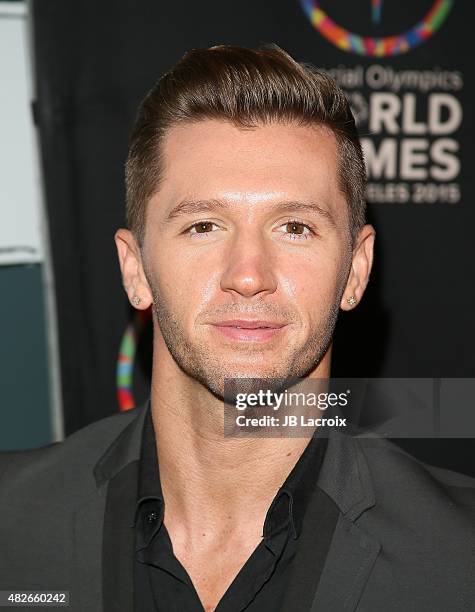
[0, 406, 144, 499]
[354, 434, 475, 540]
[357, 434, 475, 500]
[346, 435, 475, 604]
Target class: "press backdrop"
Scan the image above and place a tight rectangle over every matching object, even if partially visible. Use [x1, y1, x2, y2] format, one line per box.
[31, 0, 474, 473]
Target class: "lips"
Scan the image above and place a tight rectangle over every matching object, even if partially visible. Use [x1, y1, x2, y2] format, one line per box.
[210, 319, 287, 329]
[209, 319, 288, 342]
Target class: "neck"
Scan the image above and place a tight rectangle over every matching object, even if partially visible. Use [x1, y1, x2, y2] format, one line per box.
[149, 338, 331, 538]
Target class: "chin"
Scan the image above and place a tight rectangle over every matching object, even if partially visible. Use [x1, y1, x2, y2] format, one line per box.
[220, 361, 284, 378]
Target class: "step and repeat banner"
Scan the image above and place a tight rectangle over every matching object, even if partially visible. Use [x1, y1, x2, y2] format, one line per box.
[32, 0, 474, 471]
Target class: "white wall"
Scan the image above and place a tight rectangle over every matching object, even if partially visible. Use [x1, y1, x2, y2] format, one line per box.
[0, 1, 43, 265]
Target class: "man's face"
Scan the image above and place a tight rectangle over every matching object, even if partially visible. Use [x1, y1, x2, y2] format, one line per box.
[122, 120, 372, 399]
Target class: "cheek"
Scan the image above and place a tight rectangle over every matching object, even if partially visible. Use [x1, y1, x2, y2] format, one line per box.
[278, 253, 343, 313]
[145, 251, 184, 309]
[197, 268, 223, 308]
[154, 248, 221, 321]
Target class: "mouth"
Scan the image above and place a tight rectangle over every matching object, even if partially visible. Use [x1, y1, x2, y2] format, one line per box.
[209, 320, 288, 342]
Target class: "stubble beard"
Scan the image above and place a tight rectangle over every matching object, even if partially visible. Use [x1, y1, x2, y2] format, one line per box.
[147, 281, 343, 403]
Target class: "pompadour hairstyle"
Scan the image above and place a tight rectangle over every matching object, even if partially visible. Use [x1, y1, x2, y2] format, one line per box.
[125, 44, 367, 246]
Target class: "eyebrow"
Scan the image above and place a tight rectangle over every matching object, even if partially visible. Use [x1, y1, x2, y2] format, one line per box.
[164, 198, 337, 227]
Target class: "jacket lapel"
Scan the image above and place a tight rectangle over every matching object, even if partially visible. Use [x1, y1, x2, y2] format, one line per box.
[72, 404, 148, 612]
[101, 461, 139, 612]
[310, 514, 380, 611]
[310, 427, 381, 611]
[73, 490, 108, 612]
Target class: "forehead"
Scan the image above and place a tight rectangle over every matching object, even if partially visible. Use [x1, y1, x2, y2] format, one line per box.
[154, 119, 345, 219]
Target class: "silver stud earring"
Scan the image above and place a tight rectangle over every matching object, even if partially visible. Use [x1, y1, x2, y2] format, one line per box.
[347, 295, 357, 306]
[132, 295, 141, 307]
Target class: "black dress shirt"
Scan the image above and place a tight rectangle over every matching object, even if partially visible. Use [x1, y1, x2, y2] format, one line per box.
[133, 406, 340, 611]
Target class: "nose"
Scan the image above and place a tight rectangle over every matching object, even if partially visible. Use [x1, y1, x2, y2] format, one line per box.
[219, 228, 278, 299]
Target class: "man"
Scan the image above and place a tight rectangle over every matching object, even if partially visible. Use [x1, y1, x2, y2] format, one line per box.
[1, 45, 474, 612]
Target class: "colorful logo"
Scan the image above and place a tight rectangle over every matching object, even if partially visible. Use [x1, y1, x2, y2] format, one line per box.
[299, 0, 454, 57]
[116, 308, 151, 411]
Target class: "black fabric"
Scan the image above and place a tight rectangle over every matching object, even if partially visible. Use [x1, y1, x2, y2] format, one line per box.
[2, 404, 475, 610]
[277, 487, 345, 611]
[102, 461, 138, 612]
[133, 406, 339, 611]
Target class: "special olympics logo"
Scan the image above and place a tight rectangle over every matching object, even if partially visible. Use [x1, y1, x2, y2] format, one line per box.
[299, 0, 454, 57]
[117, 308, 151, 411]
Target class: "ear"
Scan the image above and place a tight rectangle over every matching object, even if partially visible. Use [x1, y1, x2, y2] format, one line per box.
[340, 224, 376, 311]
[114, 228, 153, 309]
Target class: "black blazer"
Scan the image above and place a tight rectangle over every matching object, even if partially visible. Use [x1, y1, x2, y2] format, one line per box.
[1, 403, 474, 611]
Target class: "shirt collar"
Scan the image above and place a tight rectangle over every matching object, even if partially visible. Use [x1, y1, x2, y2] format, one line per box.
[133, 406, 163, 530]
[134, 403, 329, 544]
[263, 428, 329, 539]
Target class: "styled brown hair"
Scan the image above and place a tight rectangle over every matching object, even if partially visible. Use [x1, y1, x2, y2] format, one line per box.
[125, 44, 366, 246]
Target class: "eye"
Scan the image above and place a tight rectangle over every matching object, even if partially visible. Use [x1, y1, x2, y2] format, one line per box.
[277, 219, 315, 241]
[185, 221, 220, 237]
